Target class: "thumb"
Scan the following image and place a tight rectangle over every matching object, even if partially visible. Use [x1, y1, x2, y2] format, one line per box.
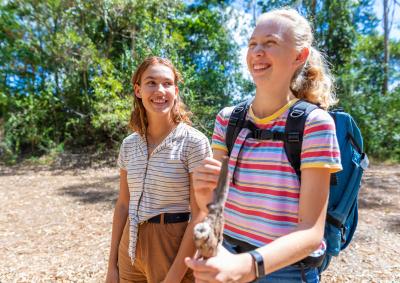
[185, 257, 195, 269]
[185, 257, 206, 271]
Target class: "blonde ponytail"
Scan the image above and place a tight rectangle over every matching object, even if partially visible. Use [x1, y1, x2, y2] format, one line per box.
[291, 47, 337, 109]
[264, 8, 338, 110]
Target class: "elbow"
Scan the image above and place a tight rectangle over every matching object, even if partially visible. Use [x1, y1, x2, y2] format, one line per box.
[298, 223, 325, 252]
[309, 233, 324, 251]
[309, 226, 325, 252]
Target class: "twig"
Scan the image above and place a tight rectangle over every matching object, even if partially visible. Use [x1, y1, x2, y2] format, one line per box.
[193, 156, 229, 258]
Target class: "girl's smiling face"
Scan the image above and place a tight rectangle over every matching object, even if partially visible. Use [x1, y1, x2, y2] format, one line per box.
[246, 16, 301, 88]
[134, 63, 178, 118]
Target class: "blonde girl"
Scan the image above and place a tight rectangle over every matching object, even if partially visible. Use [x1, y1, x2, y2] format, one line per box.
[186, 8, 342, 283]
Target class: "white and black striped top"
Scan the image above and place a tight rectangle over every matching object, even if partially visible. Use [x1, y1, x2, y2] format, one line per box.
[117, 122, 211, 262]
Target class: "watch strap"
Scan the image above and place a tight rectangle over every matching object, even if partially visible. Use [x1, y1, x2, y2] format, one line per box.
[248, 250, 265, 278]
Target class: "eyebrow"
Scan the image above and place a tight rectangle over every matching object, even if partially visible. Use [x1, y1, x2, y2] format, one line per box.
[143, 76, 174, 82]
[249, 34, 282, 41]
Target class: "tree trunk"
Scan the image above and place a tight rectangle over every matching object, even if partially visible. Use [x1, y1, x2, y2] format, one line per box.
[310, 0, 317, 28]
[383, 0, 389, 95]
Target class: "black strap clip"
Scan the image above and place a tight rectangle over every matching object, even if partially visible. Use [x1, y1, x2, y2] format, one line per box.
[254, 129, 273, 140]
[287, 131, 301, 143]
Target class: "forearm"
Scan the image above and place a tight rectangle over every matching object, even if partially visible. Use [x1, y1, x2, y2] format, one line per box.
[256, 225, 324, 276]
[164, 213, 206, 282]
[107, 201, 129, 269]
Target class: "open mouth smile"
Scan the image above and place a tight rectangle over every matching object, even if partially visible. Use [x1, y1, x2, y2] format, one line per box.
[253, 63, 271, 72]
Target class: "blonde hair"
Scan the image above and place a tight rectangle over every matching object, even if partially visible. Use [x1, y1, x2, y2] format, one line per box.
[129, 56, 192, 136]
[257, 8, 337, 110]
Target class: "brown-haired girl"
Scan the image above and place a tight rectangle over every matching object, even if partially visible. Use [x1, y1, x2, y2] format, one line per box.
[186, 8, 342, 283]
[106, 56, 211, 283]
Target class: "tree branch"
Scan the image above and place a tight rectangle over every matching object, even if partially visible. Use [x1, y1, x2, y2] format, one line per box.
[193, 157, 229, 258]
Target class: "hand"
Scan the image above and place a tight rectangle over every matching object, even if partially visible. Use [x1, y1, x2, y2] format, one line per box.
[105, 265, 119, 283]
[192, 157, 222, 213]
[185, 245, 256, 283]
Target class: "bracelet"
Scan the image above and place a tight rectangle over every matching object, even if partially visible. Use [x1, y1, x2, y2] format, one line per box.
[248, 250, 265, 279]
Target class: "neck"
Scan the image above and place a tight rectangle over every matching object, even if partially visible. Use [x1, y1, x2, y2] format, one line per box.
[146, 115, 177, 143]
[251, 83, 295, 118]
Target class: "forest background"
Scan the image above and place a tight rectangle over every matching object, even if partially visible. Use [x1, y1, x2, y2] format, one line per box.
[0, 0, 399, 164]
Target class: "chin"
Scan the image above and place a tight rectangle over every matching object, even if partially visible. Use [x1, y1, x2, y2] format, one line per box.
[252, 76, 271, 86]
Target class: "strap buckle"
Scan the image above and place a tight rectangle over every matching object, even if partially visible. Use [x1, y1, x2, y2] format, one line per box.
[287, 132, 301, 142]
[290, 109, 305, 118]
[254, 129, 273, 140]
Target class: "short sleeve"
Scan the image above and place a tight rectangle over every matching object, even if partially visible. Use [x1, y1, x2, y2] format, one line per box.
[300, 109, 342, 173]
[211, 107, 233, 153]
[187, 133, 212, 173]
[117, 139, 127, 170]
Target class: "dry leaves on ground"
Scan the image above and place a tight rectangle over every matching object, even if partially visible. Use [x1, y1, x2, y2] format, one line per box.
[0, 163, 399, 282]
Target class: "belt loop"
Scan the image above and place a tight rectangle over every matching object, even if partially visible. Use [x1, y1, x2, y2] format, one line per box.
[160, 213, 165, 224]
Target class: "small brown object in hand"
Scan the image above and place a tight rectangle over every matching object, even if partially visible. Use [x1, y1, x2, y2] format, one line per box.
[193, 157, 230, 258]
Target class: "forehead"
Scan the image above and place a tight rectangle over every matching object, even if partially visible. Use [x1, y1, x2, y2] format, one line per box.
[251, 15, 294, 43]
[142, 64, 175, 80]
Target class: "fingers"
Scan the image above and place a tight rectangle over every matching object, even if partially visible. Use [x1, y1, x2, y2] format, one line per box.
[199, 157, 222, 172]
[193, 158, 222, 188]
[193, 172, 219, 187]
[186, 257, 219, 272]
[185, 257, 219, 283]
[192, 157, 224, 212]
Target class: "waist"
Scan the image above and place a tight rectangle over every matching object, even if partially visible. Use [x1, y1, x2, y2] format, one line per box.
[141, 212, 190, 224]
[223, 234, 324, 268]
[223, 234, 258, 253]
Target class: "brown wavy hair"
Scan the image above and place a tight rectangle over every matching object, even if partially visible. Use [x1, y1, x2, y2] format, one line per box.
[258, 8, 337, 110]
[129, 56, 192, 136]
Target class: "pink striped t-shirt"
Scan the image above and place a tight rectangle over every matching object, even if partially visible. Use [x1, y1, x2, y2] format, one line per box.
[212, 99, 342, 247]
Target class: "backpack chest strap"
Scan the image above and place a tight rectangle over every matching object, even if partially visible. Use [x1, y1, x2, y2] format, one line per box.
[244, 121, 286, 140]
[244, 120, 304, 143]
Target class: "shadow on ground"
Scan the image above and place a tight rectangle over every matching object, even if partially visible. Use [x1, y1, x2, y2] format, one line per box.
[386, 217, 400, 234]
[0, 152, 117, 176]
[58, 175, 119, 206]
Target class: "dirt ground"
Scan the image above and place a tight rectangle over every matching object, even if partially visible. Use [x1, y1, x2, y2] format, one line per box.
[0, 163, 399, 283]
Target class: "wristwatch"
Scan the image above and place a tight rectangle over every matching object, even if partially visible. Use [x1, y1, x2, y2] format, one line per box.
[248, 250, 265, 279]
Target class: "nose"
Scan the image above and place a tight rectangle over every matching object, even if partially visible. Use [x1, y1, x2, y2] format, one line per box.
[250, 44, 264, 57]
[154, 83, 166, 93]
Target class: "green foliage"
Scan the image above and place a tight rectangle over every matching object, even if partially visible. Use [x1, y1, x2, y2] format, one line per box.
[255, 0, 400, 161]
[338, 35, 400, 161]
[0, 0, 246, 162]
[0, 0, 399, 163]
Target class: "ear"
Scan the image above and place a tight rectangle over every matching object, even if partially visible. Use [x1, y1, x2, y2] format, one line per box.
[175, 85, 179, 97]
[294, 47, 310, 67]
[134, 83, 141, 98]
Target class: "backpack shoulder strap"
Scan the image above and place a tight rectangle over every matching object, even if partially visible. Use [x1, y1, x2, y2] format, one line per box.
[226, 98, 253, 156]
[284, 100, 319, 179]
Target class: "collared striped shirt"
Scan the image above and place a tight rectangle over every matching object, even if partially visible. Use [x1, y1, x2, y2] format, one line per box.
[212, 99, 342, 247]
[118, 122, 211, 262]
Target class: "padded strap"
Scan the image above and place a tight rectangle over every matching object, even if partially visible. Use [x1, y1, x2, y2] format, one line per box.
[226, 98, 253, 155]
[284, 100, 319, 179]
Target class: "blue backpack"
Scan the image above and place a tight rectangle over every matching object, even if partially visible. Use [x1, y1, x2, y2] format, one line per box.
[225, 99, 369, 273]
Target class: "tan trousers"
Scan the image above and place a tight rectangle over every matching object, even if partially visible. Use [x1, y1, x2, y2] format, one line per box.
[118, 220, 194, 283]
